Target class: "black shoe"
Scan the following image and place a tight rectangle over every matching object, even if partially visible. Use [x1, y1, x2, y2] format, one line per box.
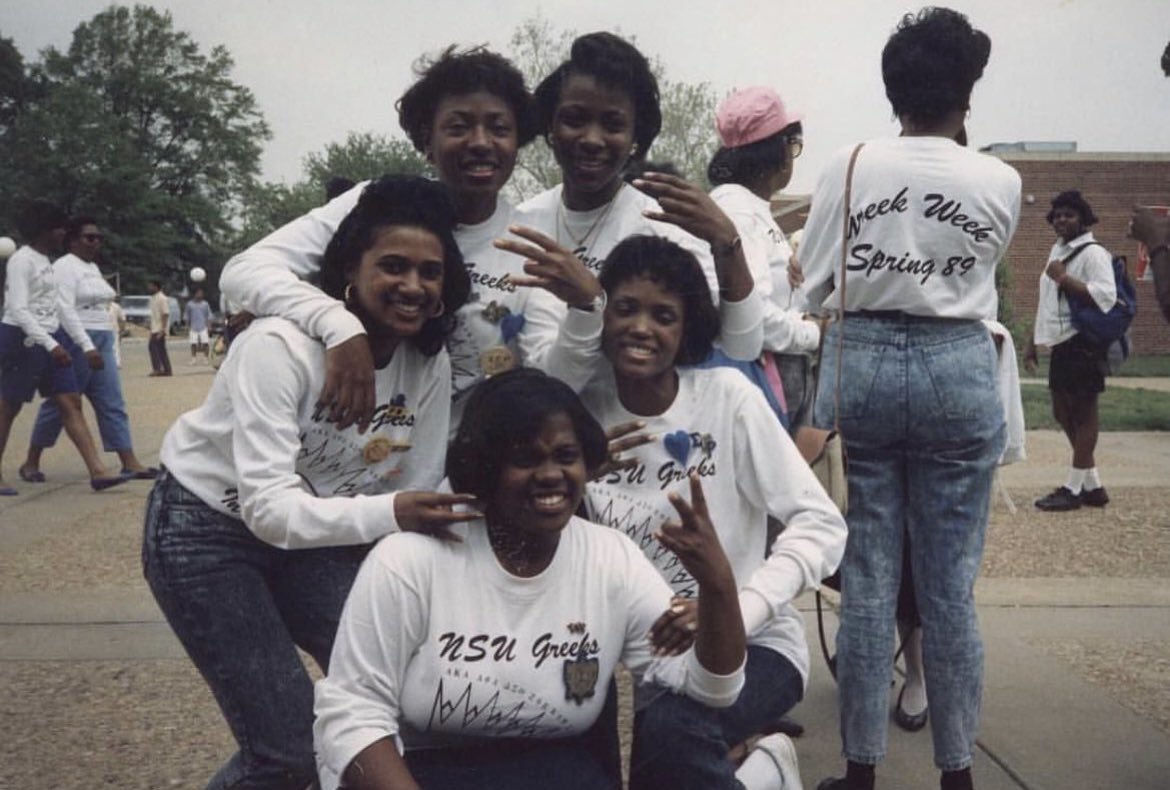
[893, 683, 928, 732]
[1080, 486, 1109, 507]
[1034, 486, 1082, 511]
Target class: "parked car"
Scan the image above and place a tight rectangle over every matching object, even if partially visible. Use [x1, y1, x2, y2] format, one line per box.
[121, 294, 183, 335]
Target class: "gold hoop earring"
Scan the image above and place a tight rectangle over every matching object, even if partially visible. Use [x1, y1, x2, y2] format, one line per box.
[431, 299, 445, 319]
[344, 284, 354, 304]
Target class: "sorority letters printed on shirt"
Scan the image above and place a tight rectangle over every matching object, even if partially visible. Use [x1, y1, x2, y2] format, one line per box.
[562, 654, 600, 705]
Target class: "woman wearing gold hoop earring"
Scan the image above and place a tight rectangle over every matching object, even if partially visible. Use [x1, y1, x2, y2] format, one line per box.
[143, 176, 476, 789]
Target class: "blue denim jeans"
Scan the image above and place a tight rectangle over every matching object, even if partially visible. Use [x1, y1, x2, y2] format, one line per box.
[31, 329, 133, 452]
[814, 315, 1005, 772]
[142, 470, 370, 789]
[629, 646, 804, 790]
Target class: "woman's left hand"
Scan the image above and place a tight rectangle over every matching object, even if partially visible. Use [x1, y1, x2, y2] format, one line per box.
[634, 171, 738, 249]
[494, 225, 604, 310]
[649, 596, 698, 656]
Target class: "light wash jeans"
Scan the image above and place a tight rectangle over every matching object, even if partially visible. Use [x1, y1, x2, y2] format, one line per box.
[142, 470, 369, 789]
[814, 314, 1004, 772]
[31, 329, 133, 452]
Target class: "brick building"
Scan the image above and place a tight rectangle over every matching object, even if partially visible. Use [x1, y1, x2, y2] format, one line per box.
[773, 150, 1170, 355]
[988, 150, 1170, 356]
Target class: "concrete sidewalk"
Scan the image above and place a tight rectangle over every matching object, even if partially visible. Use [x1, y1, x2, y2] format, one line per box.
[1, 342, 1167, 788]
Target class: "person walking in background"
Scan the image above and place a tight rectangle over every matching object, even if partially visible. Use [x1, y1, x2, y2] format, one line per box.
[147, 279, 172, 376]
[0, 201, 129, 495]
[797, 8, 1019, 789]
[17, 216, 157, 483]
[1025, 190, 1116, 512]
[109, 295, 125, 368]
[184, 286, 212, 365]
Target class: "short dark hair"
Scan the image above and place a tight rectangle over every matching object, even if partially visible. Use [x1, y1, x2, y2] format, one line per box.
[319, 175, 472, 357]
[324, 177, 357, 202]
[397, 46, 538, 153]
[17, 200, 67, 242]
[881, 7, 991, 127]
[534, 32, 662, 161]
[1046, 190, 1099, 227]
[598, 235, 719, 365]
[64, 215, 99, 246]
[446, 368, 608, 500]
[707, 122, 802, 187]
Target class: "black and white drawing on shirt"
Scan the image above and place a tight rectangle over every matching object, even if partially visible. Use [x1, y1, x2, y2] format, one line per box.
[587, 430, 719, 598]
[424, 621, 603, 738]
[295, 392, 416, 496]
[448, 262, 529, 399]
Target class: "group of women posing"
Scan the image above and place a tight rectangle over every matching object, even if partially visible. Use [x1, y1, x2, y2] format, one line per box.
[145, 6, 1015, 790]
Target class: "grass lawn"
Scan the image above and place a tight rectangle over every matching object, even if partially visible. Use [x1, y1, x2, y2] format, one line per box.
[1021, 384, 1170, 431]
[1023, 354, 1170, 378]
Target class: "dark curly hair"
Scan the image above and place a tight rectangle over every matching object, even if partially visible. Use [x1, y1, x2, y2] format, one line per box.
[1046, 190, 1099, 227]
[707, 122, 801, 187]
[64, 215, 99, 246]
[319, 175, 471, 357]
[598, 235, 719, 366]
[446, 368, 608, 501]
[881, 7, 991, 128]
[534, 32, 662, 161]
[16, 200, 67, 242]
[396, 46, 538, 154]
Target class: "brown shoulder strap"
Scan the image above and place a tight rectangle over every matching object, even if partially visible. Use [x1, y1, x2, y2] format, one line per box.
[832, 143, 865, 431]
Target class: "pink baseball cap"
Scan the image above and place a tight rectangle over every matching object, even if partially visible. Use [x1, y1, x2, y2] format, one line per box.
[715, 87, 801, 149]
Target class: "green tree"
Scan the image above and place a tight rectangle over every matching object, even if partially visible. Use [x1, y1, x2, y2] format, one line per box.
[0, 5, 269, 291]
[234, 131, 430, 249]
[504, 15, 721, 202]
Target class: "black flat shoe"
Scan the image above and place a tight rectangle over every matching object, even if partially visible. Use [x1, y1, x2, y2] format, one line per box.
[893, 683, 928, 732]
[1034, 486, 1082, 512]
[121, 466, 160, 480]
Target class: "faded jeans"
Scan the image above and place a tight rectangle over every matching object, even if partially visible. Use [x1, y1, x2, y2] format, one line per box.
[31, 329, 133, 452]
[142, 470, 369, 789]
[813, 314, 1005, 772]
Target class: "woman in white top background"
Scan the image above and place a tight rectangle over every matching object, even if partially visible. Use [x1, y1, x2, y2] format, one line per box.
[143, 177, 476, 789]
[797, 9, 1020, 790]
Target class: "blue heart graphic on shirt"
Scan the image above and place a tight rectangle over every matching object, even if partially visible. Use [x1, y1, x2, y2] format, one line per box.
[500, 313, 526, 343]
[664, 430, 691, 466]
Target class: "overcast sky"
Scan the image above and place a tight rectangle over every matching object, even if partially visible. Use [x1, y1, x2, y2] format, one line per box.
[4, 0, 1169, 193]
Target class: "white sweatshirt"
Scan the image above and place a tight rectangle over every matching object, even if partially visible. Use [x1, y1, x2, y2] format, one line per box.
[1, 246, 94, 352]
[219, 184, 604, 428]
[709, 183, 819, 354]
[581, 366, 847, 685]
[52, 252, 117, 332]
[519, 184, 764, 360]
[800, 137, 1021, 319]
[313, 517, 745, 790]
[1031, 231, 1117, 348]
[160, 317, 450, 549]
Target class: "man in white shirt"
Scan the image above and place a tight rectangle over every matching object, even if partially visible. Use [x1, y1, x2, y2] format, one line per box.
[147, 279, 172, 376]
[1025, 191, 1117, 511]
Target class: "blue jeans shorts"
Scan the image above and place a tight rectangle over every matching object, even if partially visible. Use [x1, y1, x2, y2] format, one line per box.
[0, 324, 81, 402]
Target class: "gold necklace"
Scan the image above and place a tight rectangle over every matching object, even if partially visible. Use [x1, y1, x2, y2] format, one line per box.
[557, 183, 624, 251]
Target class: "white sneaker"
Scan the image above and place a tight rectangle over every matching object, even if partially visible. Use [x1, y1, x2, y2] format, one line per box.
[754, 733, 803, 790]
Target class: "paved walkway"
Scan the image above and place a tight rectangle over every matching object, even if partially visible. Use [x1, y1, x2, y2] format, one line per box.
[1, 342, 1167, 788]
